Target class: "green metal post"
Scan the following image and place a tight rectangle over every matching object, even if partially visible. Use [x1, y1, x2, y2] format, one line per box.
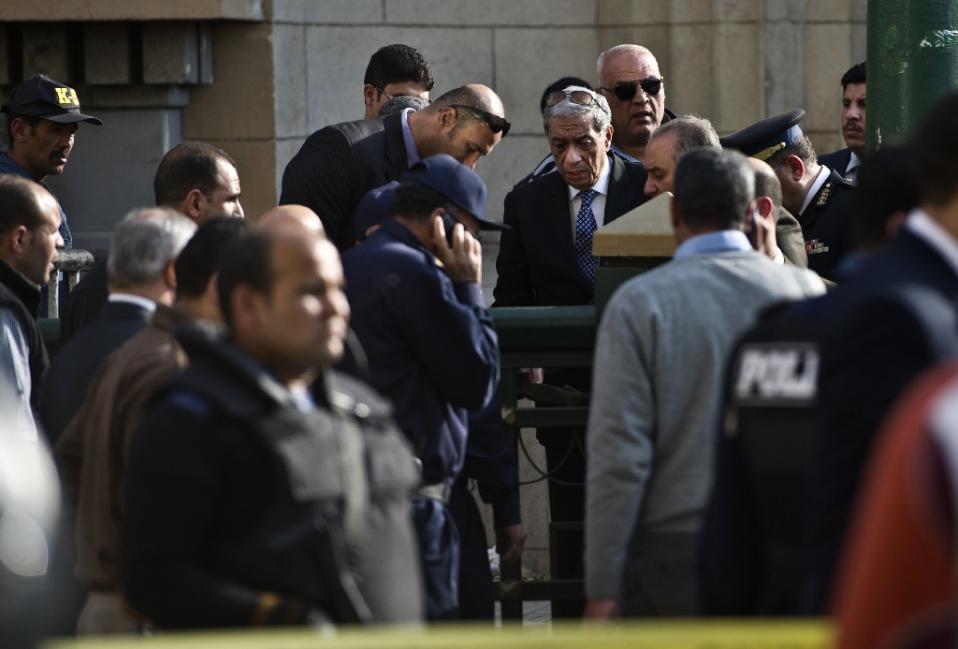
[867, 0, 958, 151]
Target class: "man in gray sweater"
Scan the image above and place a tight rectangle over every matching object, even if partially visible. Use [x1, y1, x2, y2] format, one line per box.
[583, 148, 825, 619]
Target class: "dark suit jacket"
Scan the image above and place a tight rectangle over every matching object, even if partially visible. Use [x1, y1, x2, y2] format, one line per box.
[60, 257, 109, 344]
[280, 111, 408, 250]
[798, 168, 855, 281]
[493, 155, 648, 307]
[39, 300, 153, 443]
[807, 228, 958, 610]
[817, 148, 852, 176]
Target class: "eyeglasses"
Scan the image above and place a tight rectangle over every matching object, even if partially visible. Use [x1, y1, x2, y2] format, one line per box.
[371, 84, 396, 100]
[544, 88, 609, 114]
[598, 77, 664, 102]
[449, 104, 511, 137]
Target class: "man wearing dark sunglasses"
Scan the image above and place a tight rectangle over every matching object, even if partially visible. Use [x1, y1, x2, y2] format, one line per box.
[596, 44, 675, 162]
[281, 83, 508, 250]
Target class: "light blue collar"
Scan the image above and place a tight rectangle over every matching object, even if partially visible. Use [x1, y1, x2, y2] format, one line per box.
[400, 108, 421, 168]
[673, 230, 752, 259]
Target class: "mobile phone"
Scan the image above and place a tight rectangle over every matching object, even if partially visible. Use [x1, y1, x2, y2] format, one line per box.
[441, 211, 458, 246]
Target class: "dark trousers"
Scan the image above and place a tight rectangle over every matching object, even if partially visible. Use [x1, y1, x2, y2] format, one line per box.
[447, 481, 495, 620]
[542, 430, 586, 619]
[411, 496, 460, 620]
[620, 533, 698, 617]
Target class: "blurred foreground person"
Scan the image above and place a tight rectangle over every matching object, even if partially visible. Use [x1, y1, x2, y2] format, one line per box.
[699, 145, 919, 616]
[56, 218, 247, 634]
[833, 361, 958, 649]
[121, 224, 422, 628]
[584, 149, 824, 620]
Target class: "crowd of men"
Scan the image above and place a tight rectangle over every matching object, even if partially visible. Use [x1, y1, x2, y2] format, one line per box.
[1, 38, 956, 648]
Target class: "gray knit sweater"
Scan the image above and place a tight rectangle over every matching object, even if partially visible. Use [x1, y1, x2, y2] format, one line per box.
[585, 249, 825, 600]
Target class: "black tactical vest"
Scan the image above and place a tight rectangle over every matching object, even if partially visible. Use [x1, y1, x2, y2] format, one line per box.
[172, 326, 423, 624]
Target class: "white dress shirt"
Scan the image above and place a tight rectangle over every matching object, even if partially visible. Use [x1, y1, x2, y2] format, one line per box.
[906, 208, 958, 278]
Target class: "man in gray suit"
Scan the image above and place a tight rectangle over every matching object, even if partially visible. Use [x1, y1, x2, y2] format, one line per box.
[583, 149, 824, 619]
[281, 84, 508, 250]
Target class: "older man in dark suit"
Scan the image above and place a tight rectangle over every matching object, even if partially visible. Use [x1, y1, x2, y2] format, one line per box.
[38, 208, 196, 443]
[493, 86, 647, 616]
[281, 84, 508, 250]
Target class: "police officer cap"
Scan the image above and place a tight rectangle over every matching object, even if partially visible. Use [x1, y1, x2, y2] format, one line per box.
[355, 181, 399, 242]
[720, 109, 805, 161]
[1, 74, 102, 125]
[400, 154, 507, 231]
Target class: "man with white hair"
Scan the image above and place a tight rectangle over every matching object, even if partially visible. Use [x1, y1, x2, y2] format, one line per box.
[39, 207, 196, 442]
[494, 85, 648, 616]
[596, 44, 674, 162]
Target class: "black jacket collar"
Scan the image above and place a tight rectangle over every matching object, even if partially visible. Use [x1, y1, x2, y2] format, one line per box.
[0, 258, 41, 316]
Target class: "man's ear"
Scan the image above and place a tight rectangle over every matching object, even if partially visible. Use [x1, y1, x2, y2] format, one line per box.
[754, 195, 775, 220]
[163, 260, 177, 291]
[437, 106, 457, 133]
[9, 117, 30, 145]
[669, 195, 681, 230]
[8, 225, 29, 252]
[362, 84, 379, 110]
[230, 284, 259, 334]
[605, 125, 614, 151]
[786, 154, 806, 182]
[182, 189, 205, 221]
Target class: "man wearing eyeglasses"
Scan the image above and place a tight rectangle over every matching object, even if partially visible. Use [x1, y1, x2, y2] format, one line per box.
[281, 84, 508, 251]
[596, 44, 675, 163]
[493, 85, 649, 617]
[362, 44, 434, 120]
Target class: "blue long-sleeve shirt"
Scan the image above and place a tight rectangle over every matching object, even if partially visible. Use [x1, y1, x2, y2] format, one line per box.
[342, 218, 500, 486]
[0, 153, 72, 248]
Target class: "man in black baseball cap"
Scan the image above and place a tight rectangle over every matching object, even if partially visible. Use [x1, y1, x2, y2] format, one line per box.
[722, 109, 855, 281]
[1, 74, 104, 252]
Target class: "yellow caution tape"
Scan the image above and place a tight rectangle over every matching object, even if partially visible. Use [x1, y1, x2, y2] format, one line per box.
[43, 619, 832, 649]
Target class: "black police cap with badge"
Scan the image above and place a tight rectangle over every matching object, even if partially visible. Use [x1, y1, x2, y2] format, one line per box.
[722, 109, 855, 282]
[719, 109, 806, 161]
[1, 74, 102, 125]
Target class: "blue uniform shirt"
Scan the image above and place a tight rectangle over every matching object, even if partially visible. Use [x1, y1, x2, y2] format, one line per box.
[342, 218, 500, 486]
[0, 153, 73, 248]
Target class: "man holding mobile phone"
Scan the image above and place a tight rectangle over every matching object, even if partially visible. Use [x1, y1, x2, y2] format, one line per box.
[340, 154, 507, 620]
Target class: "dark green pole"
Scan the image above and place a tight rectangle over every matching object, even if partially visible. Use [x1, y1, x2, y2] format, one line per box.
[867, 0, 958, 151]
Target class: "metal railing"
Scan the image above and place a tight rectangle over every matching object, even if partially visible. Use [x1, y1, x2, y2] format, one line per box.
[45, 249, 96, 318]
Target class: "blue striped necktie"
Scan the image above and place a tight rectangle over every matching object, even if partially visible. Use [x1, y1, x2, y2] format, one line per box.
[575, 189, 598, 286]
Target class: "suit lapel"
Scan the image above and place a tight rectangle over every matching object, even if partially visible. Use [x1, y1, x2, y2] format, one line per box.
[604, 154, 639, 224]
[382, 112, 409, 181]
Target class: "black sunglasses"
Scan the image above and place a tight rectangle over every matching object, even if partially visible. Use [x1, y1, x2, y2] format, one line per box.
[544, 88, 609, 115]
[449, 104, 511, 137]
[599, 77, 664, 102]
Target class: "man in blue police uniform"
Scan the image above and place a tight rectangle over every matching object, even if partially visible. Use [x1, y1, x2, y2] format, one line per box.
[341, 154, 504, 619]
[722, 110, 855, 282]
[818, 62, 866, 185]
[1, 74, 103, 252]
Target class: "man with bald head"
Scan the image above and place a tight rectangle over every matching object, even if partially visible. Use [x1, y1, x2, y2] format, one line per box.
[122, 221, 423, 628]
[282, 83, 509, 250]
[641, 116, 808, 266]
[596, 44, 674, 162]
[56, 216, 248, 634]
[0, 175, 63, 437]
